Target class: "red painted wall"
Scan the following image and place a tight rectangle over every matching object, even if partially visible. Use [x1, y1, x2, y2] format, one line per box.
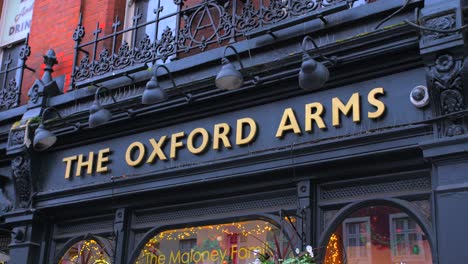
[21, 0, 126, 104]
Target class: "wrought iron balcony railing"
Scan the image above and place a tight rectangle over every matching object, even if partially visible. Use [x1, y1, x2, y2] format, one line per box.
[71, 0, 368, 89]
[0, 37, 32, 111]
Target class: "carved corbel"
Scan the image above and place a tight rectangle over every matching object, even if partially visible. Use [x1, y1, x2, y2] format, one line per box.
[11, 153, 34, 209]
[427, 54, 466, 137]
[418, 1, 468, 137]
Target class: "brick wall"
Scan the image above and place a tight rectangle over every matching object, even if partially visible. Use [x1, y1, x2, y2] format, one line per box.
[21, 0, 126, 104]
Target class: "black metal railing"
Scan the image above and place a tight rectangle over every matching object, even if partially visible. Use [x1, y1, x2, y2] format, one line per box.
[71, 0, 365, 89]
[0, 36, 33, 111]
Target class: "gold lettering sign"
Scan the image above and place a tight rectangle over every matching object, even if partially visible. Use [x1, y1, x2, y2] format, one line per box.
[62, 88, 387, 179]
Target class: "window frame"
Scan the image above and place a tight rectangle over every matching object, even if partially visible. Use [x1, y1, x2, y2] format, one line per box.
[342, 216, 371, 264]
[128, 214, 296, 264]
[389, 213, 426, 263]
[0, 0, 34, 110]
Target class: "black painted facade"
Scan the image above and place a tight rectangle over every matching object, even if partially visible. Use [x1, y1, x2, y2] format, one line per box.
[0, 0, 467, 263]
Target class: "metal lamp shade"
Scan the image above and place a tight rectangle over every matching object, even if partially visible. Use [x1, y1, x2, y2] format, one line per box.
[89, 100, 112, 128]
[215, 59, 243, 91]
[298, 53, 329, 91]
[33, 124, 57, 151]
[142, 76, 168, 104]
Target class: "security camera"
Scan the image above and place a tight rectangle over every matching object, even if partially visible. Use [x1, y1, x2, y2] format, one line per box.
[410, 85, 429, 108]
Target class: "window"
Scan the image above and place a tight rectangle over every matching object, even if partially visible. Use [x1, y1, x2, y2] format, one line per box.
[342, 217, 371, 263]
[59, 238, 113, 264]
[124, 0, 178, 63]
[0, 0, 34, 110]
[390, 213, 425, 262]
[133, 220, 292, 264]
[0, 43, 23, 111]
[324, 205, 432, 264]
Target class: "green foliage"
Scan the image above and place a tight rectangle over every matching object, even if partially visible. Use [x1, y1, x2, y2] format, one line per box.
[28, 116, 42, 124]
[258, 250, 316, 264]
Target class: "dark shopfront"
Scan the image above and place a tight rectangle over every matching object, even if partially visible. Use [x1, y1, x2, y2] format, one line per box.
[1, 0, 468, 263]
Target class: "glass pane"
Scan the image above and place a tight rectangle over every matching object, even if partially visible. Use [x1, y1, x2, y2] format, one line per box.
[324, 205, 433, 264]
[0, 43, 23, 92]
[59, 239, 112, 264]
[134, 220, 292, 264]
[347, 223, 356, 235]
[395, 219, 405, 231]
[359, 223, 368, 234]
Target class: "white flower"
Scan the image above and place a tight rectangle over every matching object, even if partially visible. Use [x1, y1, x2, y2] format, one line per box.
[306, 245, 314, 257]
[295, 248, 300, 255]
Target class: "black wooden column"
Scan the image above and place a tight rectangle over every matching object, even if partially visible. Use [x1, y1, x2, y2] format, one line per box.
[114, 208, 129, 263]
[297, 180, 313, 249]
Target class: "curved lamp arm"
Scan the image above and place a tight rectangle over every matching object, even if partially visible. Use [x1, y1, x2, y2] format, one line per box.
[154, 64, 193, 102]
[40, 107, 80, 130]
[301, 36, 338, 66]
[41, 107, 63, 124]
[223, 45, 245, 70]
[94, 86, 135, 116]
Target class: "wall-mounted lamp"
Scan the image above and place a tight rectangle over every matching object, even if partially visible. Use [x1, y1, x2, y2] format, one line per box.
[89, 86, 133, 128]
[298, 36, 337, 91]
[215, 45, 245, 91]
[33, 107, 78, 151]
[142, 64, 192, 105]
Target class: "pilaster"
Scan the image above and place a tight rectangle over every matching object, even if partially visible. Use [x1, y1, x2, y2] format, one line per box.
[297, 180, 313, 249]
[418, 1, 467, 263]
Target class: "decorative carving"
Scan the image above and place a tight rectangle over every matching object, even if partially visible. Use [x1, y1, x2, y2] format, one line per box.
[422, 13, 457, 44]
[11, 154, 33, 208]
[429, 54, 466, 137]
[8, 128, 26, 149]
[27, 83, 40, 104]
[441, 89, 464, 114]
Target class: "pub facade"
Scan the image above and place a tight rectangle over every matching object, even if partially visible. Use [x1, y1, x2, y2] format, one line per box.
[0, 0, 467, 263]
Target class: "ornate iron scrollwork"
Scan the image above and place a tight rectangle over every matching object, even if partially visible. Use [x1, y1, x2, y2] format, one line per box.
[71, 0, 351, 84]
[0, 37, 32, 111]
[0, 79, 20, 110]
[236, 0, 259, 33]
